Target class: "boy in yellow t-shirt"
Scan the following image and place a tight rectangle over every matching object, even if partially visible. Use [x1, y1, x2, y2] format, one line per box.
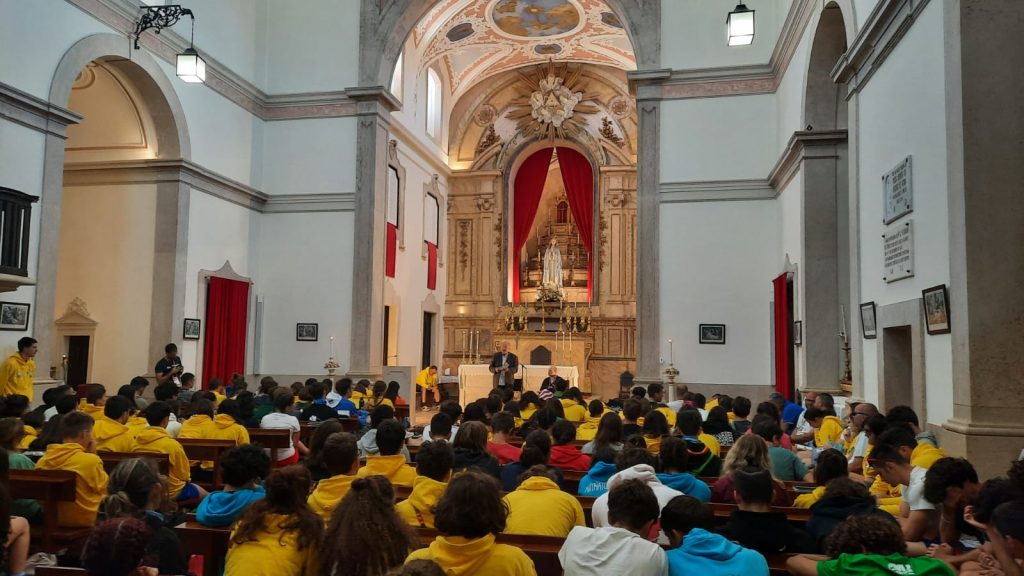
[79, 384, 106, 418]
[504, 465, 585, 537]
[0, 337, 36, 401]
[307, 432, 360, 522]
[396, 439, 452, 529]
[356, 420, 416, 487]
[805, 408, 844, 449]
[35, 412, 109, 526]
[92, 395, 138, 453]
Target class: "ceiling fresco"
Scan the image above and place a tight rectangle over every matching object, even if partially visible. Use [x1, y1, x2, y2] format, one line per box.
[412, 0, 635, 97]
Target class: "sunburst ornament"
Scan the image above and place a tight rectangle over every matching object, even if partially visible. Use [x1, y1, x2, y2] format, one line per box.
[507, 61, 599, 140]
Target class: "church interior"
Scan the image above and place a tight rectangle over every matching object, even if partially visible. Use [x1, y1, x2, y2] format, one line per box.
[1, 0, 1023, 573]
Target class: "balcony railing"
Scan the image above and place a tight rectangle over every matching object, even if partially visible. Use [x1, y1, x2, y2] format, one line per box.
[0, 187, 39, 278]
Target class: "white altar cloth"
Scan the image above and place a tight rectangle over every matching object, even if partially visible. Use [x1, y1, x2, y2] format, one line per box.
[458, 364, 579, 405]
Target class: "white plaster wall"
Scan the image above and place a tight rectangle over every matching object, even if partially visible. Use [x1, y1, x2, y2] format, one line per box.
[386, 140, 449, 369]
[260, 118, 358, 195]
[661, 0, 791, 70]
[255, 211, 354, 375]
[660, 94, 778, 182]
[854, 1, 951, 424]
[182, 190, 259, 378]
[55, 184, 156, 386]
[852, 0, 880, 29]
[659, 200, 780, 385]
[773, 14, 813, 152]
[262, 0, 361, 93]
[0, 121, 45, 358]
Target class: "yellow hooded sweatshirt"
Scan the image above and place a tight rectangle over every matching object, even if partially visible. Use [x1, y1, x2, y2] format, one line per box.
[911, 442, 946, 469]
[93, 416, 137, 453]
[307, 474, 355, 522]
[575, 415, 602, 442]
[35, 442, 108, 526]
[0, 353, 35, 401]
[395, 476, 447, 528]
[644, 435, 662, 455]
[503, 476, 585, 537]
[356, 455, 417, 487]
[126, 415, 149, 434]
[134, 426, 191, 497]
[225, 513, 318, 576]
[794, 485, 827, 509]
[406, 533, 536, 576]
[561, 399, 587, 424]
[814, 415, 845, 448]
[178, 414, 214, 439]
[79, 401, 104, 418]
[656, 406, 677, 428]
[698, 432, 721, 457]
[208, 414, 251, 446]
[18, 425, 37, 450]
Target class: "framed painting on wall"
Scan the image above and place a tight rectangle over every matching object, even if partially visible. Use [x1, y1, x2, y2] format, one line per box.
[296, 323, 319, 342]
[183, 318, 201, 340]
[0, 302, 29, 331]
[922, 284, 951, 335]
[860, 302, 877, 339]
[698, 324, 726, 345]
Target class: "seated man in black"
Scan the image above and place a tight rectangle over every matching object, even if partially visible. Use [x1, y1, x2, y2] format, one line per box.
[299, 382, 339, 422]
[717, 466, 815, 554]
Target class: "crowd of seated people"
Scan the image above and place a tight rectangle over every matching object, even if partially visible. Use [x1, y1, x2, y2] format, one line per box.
[0, 372, 1020, 576]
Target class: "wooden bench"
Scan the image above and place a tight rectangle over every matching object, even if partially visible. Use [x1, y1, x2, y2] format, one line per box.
[177, 438, 235, 490]
[35, 568, 87, 576]
[709, 502, 811, 526]
[176, 521, 230, 576]
[98, 451, 171, 475]
[9, 469, 91, 553]
[246, 428, 292, 465]
[298, 418, 361, 446]
[562, 469, 584, 494]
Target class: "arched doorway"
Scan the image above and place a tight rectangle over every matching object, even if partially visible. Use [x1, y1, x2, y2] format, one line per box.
[36, 34, 190, 385]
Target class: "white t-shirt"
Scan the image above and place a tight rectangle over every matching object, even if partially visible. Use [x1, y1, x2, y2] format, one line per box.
[559, 526, 668, 576]
[421, 423, 458, 443]
[592, 464, 682, 545]
[260, 412, 299, 461]
[903, 466, 935, 511]
[848, 431, 868, 463]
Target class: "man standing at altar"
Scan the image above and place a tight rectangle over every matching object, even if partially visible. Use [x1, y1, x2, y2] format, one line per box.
[489, 342, 519, 391]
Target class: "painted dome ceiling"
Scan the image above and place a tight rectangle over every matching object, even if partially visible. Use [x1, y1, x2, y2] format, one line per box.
[413, 0, 635, 96]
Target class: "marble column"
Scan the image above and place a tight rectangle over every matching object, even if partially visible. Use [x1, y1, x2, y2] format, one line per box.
[346, 87, 400, 381]
[942, 0, 1024, 479]
[148, 179, 190, 365]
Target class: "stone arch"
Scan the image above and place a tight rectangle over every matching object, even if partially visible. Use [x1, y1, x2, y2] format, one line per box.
[361, 0, 661, 89]
[803, 3, 849, 131]
[34, 33, 191, 380]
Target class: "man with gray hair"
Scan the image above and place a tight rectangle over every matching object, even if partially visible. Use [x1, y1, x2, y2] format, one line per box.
[488, 341, 519, 390]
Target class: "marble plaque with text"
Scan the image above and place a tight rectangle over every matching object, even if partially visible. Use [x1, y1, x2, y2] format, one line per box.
[883, 220, 914, 283]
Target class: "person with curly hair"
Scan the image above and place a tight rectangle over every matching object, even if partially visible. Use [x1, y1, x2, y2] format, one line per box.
[787, 514, 955, 576]
[406, 470, 536, 575]
[225, 465, 323, 576]
[196, 444, 270, 527]
[82, 517, 157, 576]
[395, 440, 452, 529]
[308, 432, 360, 522]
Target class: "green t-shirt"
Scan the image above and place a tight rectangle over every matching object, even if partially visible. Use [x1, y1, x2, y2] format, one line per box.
[8, 452, 42, 522]
[818, 553, 955, 576]
[769, 445, 808, 481]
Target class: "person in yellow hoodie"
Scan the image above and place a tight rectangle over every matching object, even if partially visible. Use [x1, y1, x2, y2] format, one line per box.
[0, 337, 37, 401]
[356, 419, 416, 487]
[396, 440, 453, 529]
[307, 432, 360, 522]
[208, 399, 251, 446]
[805, 407, 844, 450]
[504, 465, 585, 537]
[576, 400, 607, 442]
[793, 448, 848, 508]
[79, 384, 106, 418]
[561, 388, 588, 424]
[647, 382, 678, 428]
[114, 385, 150, 434]
[208, 377, 228, 406]
[406, 469, 537, 576]
[35, 411, 109, 526]
[133, 400, 207, 502]
[225, 465, 323, 576]
[92, 395, 137, 453]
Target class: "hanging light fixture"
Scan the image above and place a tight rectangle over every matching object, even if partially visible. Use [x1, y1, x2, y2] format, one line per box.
[727, 3, 755, 46]
[133, 5, 206, 84]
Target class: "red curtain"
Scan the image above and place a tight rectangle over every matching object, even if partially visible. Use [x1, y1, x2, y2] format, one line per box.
[512, 148, 553, 302]
[385, 223, 397, 278]
[556, 147, 594, 302]
[426, 242, 437, 290]
[202, 277, 250, 389]
[773, 273, 792, 400]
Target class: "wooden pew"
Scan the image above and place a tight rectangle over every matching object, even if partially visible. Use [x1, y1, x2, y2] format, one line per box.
[246, 428, 291, 465]
[298, 418, 361, 446]
[562, 469, 584, 494]
[176, 521, 230, 576]
[178, 438, 235, 490]
[709, 502, 811, 527]
[35, 568, 87, 576]
[98, 451, 171, 475]
[9, 469, 90, 552]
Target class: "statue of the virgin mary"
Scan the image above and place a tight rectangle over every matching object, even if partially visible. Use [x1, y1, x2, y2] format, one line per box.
[542, 237, 563, 297]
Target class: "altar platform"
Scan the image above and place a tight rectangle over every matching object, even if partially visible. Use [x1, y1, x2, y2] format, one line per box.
[457, 364, 580, 405]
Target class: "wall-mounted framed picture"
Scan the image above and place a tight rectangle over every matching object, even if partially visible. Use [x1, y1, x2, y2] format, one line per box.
[922, 284, 950, 335]
[793, 321, 803, 346]
[699, 324, 726, 345]
[183, 318, 201, 340]
[860, 302, 877, 339]
[0, 302, 29, 331]
[296, 323, 319, 342]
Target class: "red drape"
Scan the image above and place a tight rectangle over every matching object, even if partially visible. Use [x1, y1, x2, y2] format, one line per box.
[202, 277, 249, 389]
[385, 223, 397, 278]
[512, 148, 554, 302]
[426, 242, 437, 290]
[773, 273, 792, 400]
[556, 147, 594, 302]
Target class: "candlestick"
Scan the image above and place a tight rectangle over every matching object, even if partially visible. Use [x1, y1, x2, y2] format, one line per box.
[839, 304, 847, 338]
[462, 330, 467, 364]
[330, 336, 335, 357]
[668, 338, 674, 365]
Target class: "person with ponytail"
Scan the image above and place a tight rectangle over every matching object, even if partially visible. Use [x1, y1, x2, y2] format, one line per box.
[318, 475, 415, 576]
[99, 458, 189, 575]
[362, 381, 390, 412]
[81, 517, 157, 576]
[226, 465, 323, 576]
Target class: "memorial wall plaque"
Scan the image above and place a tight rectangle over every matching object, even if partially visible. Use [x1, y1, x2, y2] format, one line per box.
[883, 220, 914, 283]
[883, 156, 913, 224]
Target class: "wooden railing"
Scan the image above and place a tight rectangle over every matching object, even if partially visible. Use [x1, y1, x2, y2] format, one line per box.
[0, 187, 38, 277]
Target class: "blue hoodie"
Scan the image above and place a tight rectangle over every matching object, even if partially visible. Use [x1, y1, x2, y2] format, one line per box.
[578, 461, 617, 497]
[195, 486, 266, 527]
[657, 472, 712, 502]
[667, 528, 768, 576]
